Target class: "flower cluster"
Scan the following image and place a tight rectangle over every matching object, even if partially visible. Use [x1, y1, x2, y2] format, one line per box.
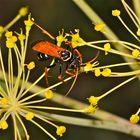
[0, 0, 140, 139]
[84, 0, 140, 124]
[0, 8, 96, 140]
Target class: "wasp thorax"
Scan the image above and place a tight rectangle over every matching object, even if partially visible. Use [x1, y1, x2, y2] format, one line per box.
[60, 50, 72, 61]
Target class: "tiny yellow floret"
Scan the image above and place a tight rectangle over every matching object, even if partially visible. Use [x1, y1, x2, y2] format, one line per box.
[19, 6, 28, 17]
[84, 63, 93, 72]
[0, 98, 9, 105]
[87, 96, 100, 106]
[5, 31, 17, 48]
[130, 114, 139, 124]
[5, 31, 13, 38]
[102, 68, 111, 77]
[136, 28, 140, 36]
[44, 90, 54, 100]
[132, 49, 140, 58]
[27, 61, 35, 70]
[18, 34, 26, 41]
[56, 126, 66, 137]
[104, 43, 111, 55]
[84, 105, 96, 113]
[24, 14, 33, 32]
[112, 9, 121, 16]
[94, 23, 105, 32]
[0, 26, 4, 33]
[70, 30, 86, 48]
[0, 120, 8, 130]
[94, 68, 101, 77]
[56, 29, 67, 46]
[10, 36, 17, 42]
[6, 41, 15, 48]
[25, 112, 35, 121]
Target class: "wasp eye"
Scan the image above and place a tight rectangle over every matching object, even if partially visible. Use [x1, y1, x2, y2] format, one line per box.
[37, 53, 50, 61]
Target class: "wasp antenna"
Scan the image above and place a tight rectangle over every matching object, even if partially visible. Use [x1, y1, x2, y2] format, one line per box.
[82, 51, 100, 65]
[31, 18, 55, 40]
[65, 68, 79, 97]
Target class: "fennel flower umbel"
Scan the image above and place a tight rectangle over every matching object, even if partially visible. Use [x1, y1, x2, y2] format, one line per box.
[0, 11, 95, 140]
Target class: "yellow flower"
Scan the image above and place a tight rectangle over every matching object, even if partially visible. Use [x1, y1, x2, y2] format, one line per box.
[56, 29, 68, 46]
[56, 126, 66, 137]
[84, 105, 96, 113]
[136, 28, 140, 36]
[19, 6, 28, 17]
[87, 96, 100, 106]
[0, 26, 4, 34]
[84, 63, 93, 72]
[130, 114, 139, 124]
[102, 68, 111, 77]
[104, 43, 111, 55]
[5, 31, 13, 38]
[0, 98, 9, 105]
[44, 90, 54, 100]
[25, 112, 35, 121]
[112, 9, 121, 16]
[0, 120, 8, 130]
[70, 29, 86, 48]
[26, 61, 35, 70]
[94, 23, 105, 32]
[24, 14, 33, 32]
[132, 49, 140, 58]
[94, 68, 101, 77]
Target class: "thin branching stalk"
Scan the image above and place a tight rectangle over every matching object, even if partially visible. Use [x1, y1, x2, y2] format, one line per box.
[72, 0, 140, 71]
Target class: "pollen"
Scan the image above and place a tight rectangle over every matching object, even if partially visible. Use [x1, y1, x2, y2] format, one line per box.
[44, 90, 54, 100]
[56, 126, 66, 137]
[19, 6, 28, 17]
[102, 68, 111, 77]
[112, 9, 121, 16]
[87, 96, 100, 106]
[104, 43, 111, 55]
[27, 61, 35, 70]
[94, 68, 101, 77]
[136, 28, 140, 36]
[130, 114, 140, 124]
[94, 23, 105, 32]
[0, 120, 8, 130]
[132, 49, 140, 58]
[84, 105, 96, 113]
[0, 97, 9, 105]
[25, 112, 35, 121]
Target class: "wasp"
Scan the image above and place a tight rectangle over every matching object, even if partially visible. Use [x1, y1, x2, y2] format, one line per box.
[32, 20, 99, 96]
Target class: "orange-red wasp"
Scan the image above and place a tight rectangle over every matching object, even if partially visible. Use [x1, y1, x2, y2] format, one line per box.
[32, 20, 99, 96]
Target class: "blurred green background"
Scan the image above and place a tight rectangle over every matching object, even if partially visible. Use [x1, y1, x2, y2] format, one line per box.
[0, 0, 139, 140]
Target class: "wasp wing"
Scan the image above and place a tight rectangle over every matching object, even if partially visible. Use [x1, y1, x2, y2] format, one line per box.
[32, 41, 65, 59]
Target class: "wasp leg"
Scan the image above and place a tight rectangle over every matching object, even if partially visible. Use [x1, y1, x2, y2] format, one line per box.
[65, 67, 79, 96]
[45, 63, 56, 85]
[55, 59, 64, 82]
[72, 49, 83, 63]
